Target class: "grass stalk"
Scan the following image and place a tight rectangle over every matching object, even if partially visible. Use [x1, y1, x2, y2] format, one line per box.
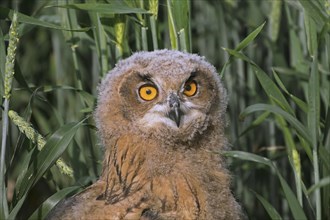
[276, 115, 303, 205]
[115, 15, 125, 60]
[149, 0, 159, 50]
[308, 54, 321, 219]
[178, 29, 187, 52]
[91, 12, 109, 77]
[149, 15, 158, 50]
[313, 148, 321, 219]
[1, 11, 19, 219]
[1, 99, 9, 219]
[166, 0, 178, 50]
[71, 46, 82, 90]
[60, 0, 84, 91]
[141, 27, 148, 51]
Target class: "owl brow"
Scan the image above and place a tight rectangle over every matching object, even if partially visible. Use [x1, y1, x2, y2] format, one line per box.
[186, 70, 197, 82]
[137, 72, 153, 82]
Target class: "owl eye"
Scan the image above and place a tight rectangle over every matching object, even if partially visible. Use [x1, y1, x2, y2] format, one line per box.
[183, 80, 198, 97]
[139, 85, 158, 101]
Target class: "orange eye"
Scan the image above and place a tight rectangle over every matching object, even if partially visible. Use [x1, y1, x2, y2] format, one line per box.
[139, 85, 158, 101]
[183, 80, 197, 97]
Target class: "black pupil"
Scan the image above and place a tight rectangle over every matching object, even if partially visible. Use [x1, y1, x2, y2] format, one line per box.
[146, 89, 152, 95]
[185, 84, 192, 91]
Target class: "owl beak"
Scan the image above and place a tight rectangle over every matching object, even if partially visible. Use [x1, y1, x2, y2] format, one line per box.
[168, 94, 182, 127]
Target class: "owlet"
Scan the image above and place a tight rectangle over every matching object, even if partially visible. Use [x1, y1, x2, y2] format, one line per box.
[47, 49, 242, 219]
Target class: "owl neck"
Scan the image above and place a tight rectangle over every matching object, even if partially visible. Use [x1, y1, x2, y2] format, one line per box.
[100, 126, 226, 182]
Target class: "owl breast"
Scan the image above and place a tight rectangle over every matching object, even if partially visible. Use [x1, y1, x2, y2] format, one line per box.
[100, 134, 239, 220]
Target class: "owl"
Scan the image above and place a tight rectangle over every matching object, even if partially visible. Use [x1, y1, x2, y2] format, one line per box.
[47, 50, 242, 219]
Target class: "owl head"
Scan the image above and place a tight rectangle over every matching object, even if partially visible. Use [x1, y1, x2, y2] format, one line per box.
[95, 50, 227, 147]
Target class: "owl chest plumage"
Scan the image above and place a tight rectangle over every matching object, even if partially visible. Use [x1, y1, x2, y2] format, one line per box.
[96, 134, 237, 220]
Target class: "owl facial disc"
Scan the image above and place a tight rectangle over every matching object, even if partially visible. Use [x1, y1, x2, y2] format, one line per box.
[168, 93, 182, 127]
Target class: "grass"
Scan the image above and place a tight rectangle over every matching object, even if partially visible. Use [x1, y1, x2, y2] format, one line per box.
[0, 0, 329, 219]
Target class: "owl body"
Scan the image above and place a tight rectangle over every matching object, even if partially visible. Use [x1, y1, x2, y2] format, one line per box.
[47, 50, 242, 219]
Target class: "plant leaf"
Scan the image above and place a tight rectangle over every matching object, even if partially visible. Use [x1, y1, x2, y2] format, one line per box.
[240, 104, 311, 145]
[272, 70, 308, 113]
[223, 151, 273, 167]
[28, 186, 81, 220]
[167, 0, 191, 51]
[276, 171, 307, 220]
[308, 55, 320, 149]
[224, 151, 307, 220]
[304, 13, 317, 57]
[298, 0, 329, 26]
[0, 27, 5, 96]
[9, 119, 86, 219]
[252, 191, 283, 220]
[0, 7, 89, 32]
[235, 21, 265, 51]
[307, 177, 330, 195]
[239, 111, 271, 137]
[54, 3, 150, 14]
[223, 49, 295, 116]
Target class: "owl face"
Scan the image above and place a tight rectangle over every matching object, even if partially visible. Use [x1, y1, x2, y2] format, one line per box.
[136, 71, 200, 128]
[96, 50, 226, 144]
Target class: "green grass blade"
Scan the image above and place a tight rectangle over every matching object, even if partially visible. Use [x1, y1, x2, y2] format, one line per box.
[28, 186, 81, 220]
[149, 15, 158, 50]
[272, 66, 309, 80]
[13, 63, 32, 93]
[284, 3, 306, 72]
[273, 70, 308, 113]
[0, 27, 5, 96]
[223, 151, 273, 167]
[0, 6, 89, 32]
[8, 194, 27, 220]
[24, 85, 95, 112]
[178, 29, 187, 52]
[252, 191, 283, 220]
[224, 48, 295, 115]
[251, 65, 295, 116]
[17, 122, 79, 192]
[308, 54, 321, 219]
[13, 150, 34, 201]
[10, 119, 86, 218]
[148, 0, 159, 50]
[0, 166, 7, 219]
[308, 55, 320, 151]
[166, 0, 191, 51]
[224, 151, 307, 220]
[276, 171, 308, 220]
[88, 10, 109, 77]
[167, 0, 177, 50]
[240, 104, 311, 145]
[275, 114, 304, 205]
[269, 0, 282, 42]
[298, 0, 329, 25]
[239, 111, 270, 137]
[307, 177, 330, 195]
[54, 3, 150, 14]
[304, 14, 317, 57]
[141, 26, 148, 51]
[114, 15, 126, 60]
[235, 21, 265, 51]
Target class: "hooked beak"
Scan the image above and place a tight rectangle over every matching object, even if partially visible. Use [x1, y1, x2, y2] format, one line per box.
[168, 94, 182, 127]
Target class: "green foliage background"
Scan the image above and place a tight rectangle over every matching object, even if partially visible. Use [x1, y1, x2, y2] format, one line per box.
[0, 0, 329, 219]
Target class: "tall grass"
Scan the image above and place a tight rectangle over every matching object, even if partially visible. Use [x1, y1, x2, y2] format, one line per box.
[0, 0, 329, 219]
